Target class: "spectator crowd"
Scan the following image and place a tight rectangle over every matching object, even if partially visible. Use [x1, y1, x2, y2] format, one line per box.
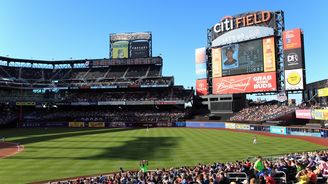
[47, 150, 328, 184]
[230, 105, 294, 122]
[25, 109, 187, 124]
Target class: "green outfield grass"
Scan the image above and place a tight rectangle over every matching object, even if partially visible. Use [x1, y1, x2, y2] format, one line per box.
[0, 127, 326, 183]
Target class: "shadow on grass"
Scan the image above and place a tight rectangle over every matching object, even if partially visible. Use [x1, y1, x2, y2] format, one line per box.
[5, 128, 135, 145]
[84, 136, 178, 160]
[8, 136, 179, 161]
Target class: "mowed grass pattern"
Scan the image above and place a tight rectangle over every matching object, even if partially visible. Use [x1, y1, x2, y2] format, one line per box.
[0, 128, 326, 183]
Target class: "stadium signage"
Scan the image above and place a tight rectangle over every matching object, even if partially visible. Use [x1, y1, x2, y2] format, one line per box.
[196, 79, 208, 95]
[212, 72, 277, 94]
[295, 109, 312, 119]
[318, 88, 328, 97]
[213, 11, 272, 34]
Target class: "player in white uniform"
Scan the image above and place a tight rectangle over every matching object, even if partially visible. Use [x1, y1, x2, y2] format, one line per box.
[253, 136, 257, 144]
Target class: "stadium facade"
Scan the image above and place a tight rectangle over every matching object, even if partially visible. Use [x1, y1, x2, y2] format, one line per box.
[0, 32, 194, 128]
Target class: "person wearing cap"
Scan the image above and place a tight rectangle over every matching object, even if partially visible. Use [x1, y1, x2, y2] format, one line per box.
[223, 46, 238, 69]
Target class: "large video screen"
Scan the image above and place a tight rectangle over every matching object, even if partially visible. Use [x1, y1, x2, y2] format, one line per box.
[221, 39, 264, 76]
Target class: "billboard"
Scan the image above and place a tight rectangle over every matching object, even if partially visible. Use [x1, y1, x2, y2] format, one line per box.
[212, 72, 277, 94]
[312, 109, 328, 120]
[221, 39, 264, 76]
[285, 69, 304, 90]
[130, 41, 149, 58]
[295, 109, 312, 119]
[263, 37, 276, 72]
[195, 47, 207, 79]
[212, 48, 222, 78]
[195, 48, 206, 64]
[112, 41, 129, 58]
[235, 123, 250, 130]
[318, 87, 328, 97]
[284, 48, 304, 70]
[196, 63, 207, 79]
[211, 11, 275, 46]
[69, 122, 85, 128]
[196, 79, 208, 95]
[110, 32, 151, 42]
[270, 126, 287, 135]
[88, 122, 105, 128]
[283, 28, 302, 50]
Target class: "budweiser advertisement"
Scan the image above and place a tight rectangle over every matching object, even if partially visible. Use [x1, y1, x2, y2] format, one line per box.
[196, 79, 208, 95]
[212, 72, 277, 94]
[295, 109, 312, 119]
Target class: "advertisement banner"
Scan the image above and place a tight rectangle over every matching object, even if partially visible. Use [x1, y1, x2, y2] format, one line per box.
[69, 122, 85, 128]
[195, 48, 206, 64]
[283, 28, 302, 50]
[110, 32, 151, 42]
[112, 41, 129, 59]
[212, 72, 277, 94]
[225, 122, 236, 129]
[235, 123, 250, 130]
[285, 69, 304, 90]
[284, 48, 304, 70]
[130, 41, 149, 58]
[88, 122, 105, 128]
[312, 109, 328, 120]
[212, 48, 222, 78]
[71, 102, 90, 106]
[185, 121, 225, 128]
[212, 26, 274, 47]
[196, 63, 207, 79]
[175, 122, 186, 127]
[270, 126, 287, 135]
[155, 101, 178, 105]
[296, 109, 312, 119]
[263, 37, 276, 72]
[318, 88, 328, 97]
[16, 102, 36, 106]
[290, 131, 321, 137]
[97, 101, 125, 105]
[196, 79, 208, 96]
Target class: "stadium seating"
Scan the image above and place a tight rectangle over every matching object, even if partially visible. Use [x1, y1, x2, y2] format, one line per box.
[230, 104, 296, 122]
[49, 150, 328, 184]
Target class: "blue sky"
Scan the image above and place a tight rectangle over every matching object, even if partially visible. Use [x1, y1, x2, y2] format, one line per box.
[0, 0, 327, 89]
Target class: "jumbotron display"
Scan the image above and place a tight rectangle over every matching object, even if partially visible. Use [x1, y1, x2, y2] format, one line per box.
[212, 37, 276, 77]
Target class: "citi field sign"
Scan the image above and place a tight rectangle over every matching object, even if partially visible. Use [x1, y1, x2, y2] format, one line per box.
[211, 11, 276, 47]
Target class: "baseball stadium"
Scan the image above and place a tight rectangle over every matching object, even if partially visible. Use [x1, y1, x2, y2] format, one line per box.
[1, 2, 328, 184]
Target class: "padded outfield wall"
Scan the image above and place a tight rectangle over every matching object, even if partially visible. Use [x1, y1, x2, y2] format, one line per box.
[178, 121, 328, 138]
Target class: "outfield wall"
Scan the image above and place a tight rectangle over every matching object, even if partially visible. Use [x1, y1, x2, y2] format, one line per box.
[176, 121, 328, 138]
[21, 121, 328, 138]
[22, 121, 173, 128]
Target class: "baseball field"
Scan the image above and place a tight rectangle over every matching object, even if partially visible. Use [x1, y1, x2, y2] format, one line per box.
[0, 127, 326, 183]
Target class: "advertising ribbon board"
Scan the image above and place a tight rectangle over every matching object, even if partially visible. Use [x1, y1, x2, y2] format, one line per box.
[270, 126, 287, 135]
[69, 122, 85, 128]
[295, 109, 312, 119]
[88, 122, 105, 128]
